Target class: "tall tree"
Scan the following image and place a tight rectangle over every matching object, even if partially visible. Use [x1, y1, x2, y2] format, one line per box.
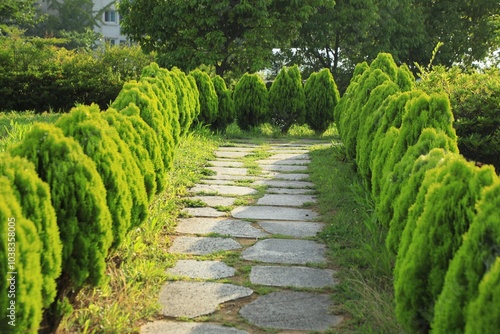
[0, 0, 42, 32]
[118, 0, 329, 77]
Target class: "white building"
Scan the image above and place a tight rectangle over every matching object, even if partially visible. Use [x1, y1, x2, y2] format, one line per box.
[92, 0, 128, 45]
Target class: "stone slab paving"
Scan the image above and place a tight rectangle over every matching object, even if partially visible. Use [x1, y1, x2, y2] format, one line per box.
[256, 159, 310, 165]
[258, 220, 324, 238]
[264, 172, 309, 180]
[241, 239, 326, 264]
[232, 206, 318, 221]
[166, 260, 236, 279]
[239, 291, 341, 331]
[249, 266, 337, 288]
[267, 187, 314, 194]
[256, 194, 316, 206]
[168, 236, 241, 255]
[159, 281, 253, 318]
[200, 179, 237, 185]
[187, 195, 236, 207]
[142, 321, 249, 334]
[215, 150, 251, 158]
[182, 207, 227, 217]
[176, 218, 269, 238]
[209, 160, 245, 167]
[207, 166, 248, 176]
[261, 164, 308, 172]
[253, 179, 315, 189]
[190, 184, 257, 196]
[267, 153, 310, 160]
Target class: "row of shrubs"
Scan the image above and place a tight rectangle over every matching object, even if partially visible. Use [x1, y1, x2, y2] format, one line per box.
[335, 53, 499, 333]
[0, 63, 200, 333]
[0, 35, 154, 112]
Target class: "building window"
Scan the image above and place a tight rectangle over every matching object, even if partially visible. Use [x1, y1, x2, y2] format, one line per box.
[104, 10, 117, 23]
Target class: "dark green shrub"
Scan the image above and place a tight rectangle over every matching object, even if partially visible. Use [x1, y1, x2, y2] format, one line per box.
[211, 75, 235, 132]
[189, 69, 219, 129]
[119, 102, 167, 194]
[385, 130, 458, 254]
[432, 178, 500, 334]
[111, 80, 174, 170]
[0, 177, 43, 333]
[10, 123, 113, 289]
[394, 155, 497, 333]
[140, 63, 180, 146]
[370, 126, 400, 201]
[55, 104, 148, 245]
[0, 154, 61, 308]
[304, 68, 340, 134]
[465, 257, 500, 334]
[418, 66, 500, 171]
[269, 65, 306, 133]
[234, 73, 269, 130]
[102, 108, 157, 202]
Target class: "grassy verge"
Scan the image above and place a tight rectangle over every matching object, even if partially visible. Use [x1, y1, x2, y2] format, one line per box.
[308, 142, 403, 333]
[0, 110, 60, 152]
[57, 127, 221, 333]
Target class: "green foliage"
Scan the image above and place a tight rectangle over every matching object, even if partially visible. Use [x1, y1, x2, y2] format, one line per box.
[0, 34, 154, 112]
[464, 257, 500, 334]
[418, 66, 500, 171]
[394, 155, 497, 333]
[167, 67, 199, 137]
[211, 75, 235, 133]
[189, 69, 219, 129]
[0, 177, 43, 333]
[10, 122, 113, 289]
[304, 68, 340, 134]
[0, 0, 41, 30]
[432, 179, 500, 334]
[234, 73, 269, 130]
[268, 65, 306, 133]
[55, 104, 148, 246]
[101, 108, 157, 202]
[0, 154, 61, 308]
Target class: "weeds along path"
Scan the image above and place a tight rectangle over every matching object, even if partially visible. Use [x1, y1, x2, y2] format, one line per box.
[140, 138, 341, 333]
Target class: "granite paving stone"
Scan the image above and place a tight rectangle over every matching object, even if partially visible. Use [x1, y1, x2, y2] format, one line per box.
[208, 160, 245, 167]
[267, 153, 310, 160]
[256, 194, 316, 206]
[159, 281, 253, 318]
[249, 265, 337, 288]
[182, 207, 227, 217]
[176, 218, 269, 238]
[241, 239, 326, 264]
[191, 184, 257, 196]
[266, 187, 314, 195]
[258, 221, 324, 238]
[253, 180, 314, 189]
[260, 164, 308, 172]
[239, 291, 341, 331]
[264, 173, 309, 181]
[207, 167, 248, 176]
[166, 260, 236, 279]
[142, 321, 249, 334]
[168, 236, 241, 255]
[186, 196, 236, 207]
[255, 159, 310, 165]
[200, 179, 236, 185]
[215, 151, 251, 158]
[232, 206, 318, 221]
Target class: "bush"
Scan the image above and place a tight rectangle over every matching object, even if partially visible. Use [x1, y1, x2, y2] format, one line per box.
[304, 68, 340, 135]
[418, 66, 500, 171]
[189, 69, 218, 129]
[432, 178, 500, 333]
[394, 155, 497, 333]
[167, 67, 199, 136]
[234, 73, 269, 130]
[102, 108, 157, 202]
[211, 75, 235, 132]
[0, 154, 61, 308]
[10, 122, 113, 289]
[0, 177, 43, 333]
[268, 65, 306, 133]
[55, 104, 148, 246]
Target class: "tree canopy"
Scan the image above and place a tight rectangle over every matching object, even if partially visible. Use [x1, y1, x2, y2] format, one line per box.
[119, 0, 331, 76]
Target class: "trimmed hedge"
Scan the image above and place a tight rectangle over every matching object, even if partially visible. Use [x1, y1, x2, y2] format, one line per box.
[0, 177, 43, 333]
[211, 75, 235, 132]
[269, 65, 306, 133]
[234, 73, 269, 130]
[189, 69, 219, 129]
[304, 68, 340, 134]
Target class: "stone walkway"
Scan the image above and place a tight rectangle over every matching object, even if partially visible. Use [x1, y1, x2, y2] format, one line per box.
[141, 140, 342, 333]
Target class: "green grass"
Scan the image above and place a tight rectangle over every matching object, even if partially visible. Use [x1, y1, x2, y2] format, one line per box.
[224, 121, 339, 140]
[308, 142, 403, 333]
